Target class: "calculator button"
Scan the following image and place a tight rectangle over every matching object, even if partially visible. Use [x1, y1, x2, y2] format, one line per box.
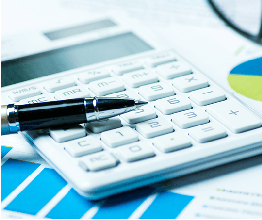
[19, 94, 55, 104]
[8, 86, 41, 102]
[206, 100, 261, 133]
[145, 52, 177, 67]
[86, 117, 122, 133]
[65, 136, 102, 157]
[106, 90, 141, 100]
[139, 82, 174, 101]
[121, 105, 156, 124]
[122, 69, 158, 88]
[88, 77, 125, 96]
[172, 109, 209, 129]
[189, 86, 226, 106]
[116, 142, 155, 162]
[78, 68, 110, 84]
[79, 151, 117, 171]
[112, 60, 144, 75]
[157, 61, 192, 79]
[54, 86, 90, 100]
[172, 73, 209, 92]
[44, 77, 76, 93]
[136, 118, 173, 138]
[50, 125, 86, 143]
[155, 94, 191, 115]
[101, 126, 138, 148]
[188, 122, 227, 143]
[153, 132, 192, 153]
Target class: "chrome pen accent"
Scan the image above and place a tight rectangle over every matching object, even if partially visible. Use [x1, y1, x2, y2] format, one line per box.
[7, 104, 20, 133]
[1, 104, 20, 134]
[1, 97, 147, 135]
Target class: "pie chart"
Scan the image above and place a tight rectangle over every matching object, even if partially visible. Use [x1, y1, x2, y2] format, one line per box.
[228, 57, 262, 101]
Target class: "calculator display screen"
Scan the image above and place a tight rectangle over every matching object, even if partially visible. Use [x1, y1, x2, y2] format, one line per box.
[1, 32, 153, 87]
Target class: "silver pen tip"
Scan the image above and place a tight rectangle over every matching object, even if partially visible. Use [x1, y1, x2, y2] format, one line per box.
[134, 100, 148, 106]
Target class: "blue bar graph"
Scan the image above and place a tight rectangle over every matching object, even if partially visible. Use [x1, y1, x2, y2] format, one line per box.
[5, 168, 67, 215]
[1, 146, 12, 158]
[93, 187, 154, 219]
[1, 159, 40, 201]
[46, 188, 96, 219]
[140, 191, 194, 219]
[1, 154, 194, 219]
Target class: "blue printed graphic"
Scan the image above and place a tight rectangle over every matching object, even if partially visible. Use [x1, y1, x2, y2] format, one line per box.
[46, 189, 96, 219]
[230, 57, 262, 76]
[1, 158, 194, 219]
[1, 159, 40, 201]
[93, 187, 154, 219]
[5, 168, 67, 215]
[140, 191, 194, 219]
[1, 146, 12, 158]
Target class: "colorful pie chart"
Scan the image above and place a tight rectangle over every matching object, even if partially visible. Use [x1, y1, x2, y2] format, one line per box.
[228, 57, 262, 101]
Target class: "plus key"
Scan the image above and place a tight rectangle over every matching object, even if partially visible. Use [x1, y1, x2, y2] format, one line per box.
[207, 100, 261, 133]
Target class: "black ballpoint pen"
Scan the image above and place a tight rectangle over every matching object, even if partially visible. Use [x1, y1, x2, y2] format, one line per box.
[1, 97, 148, 135]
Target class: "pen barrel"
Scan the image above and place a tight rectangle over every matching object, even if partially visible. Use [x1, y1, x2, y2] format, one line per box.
[17, 98, 87, 131]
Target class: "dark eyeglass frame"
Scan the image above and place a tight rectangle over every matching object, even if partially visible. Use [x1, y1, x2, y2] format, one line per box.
[208, 0, 262, 44]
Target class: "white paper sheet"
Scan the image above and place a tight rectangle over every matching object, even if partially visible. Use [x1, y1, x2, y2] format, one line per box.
[2, 0, 262, 218]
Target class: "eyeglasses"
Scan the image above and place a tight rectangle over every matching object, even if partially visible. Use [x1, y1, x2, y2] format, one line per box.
[208, 0, 262, 44]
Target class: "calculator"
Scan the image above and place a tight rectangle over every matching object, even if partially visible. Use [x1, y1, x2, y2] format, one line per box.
[2, 16, 262, 200]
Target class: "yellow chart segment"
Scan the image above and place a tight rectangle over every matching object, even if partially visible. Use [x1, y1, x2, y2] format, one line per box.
[228, 74, 262, 101]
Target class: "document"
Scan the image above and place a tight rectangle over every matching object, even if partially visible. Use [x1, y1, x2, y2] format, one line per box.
[2, 0, 262, 218]
[63, 0, 262, 115]
[174, 158, 262, 219]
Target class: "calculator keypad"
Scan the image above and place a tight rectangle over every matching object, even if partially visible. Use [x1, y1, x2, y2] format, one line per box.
[11, 50, 262, 176]
[139, 82, 174, 101]
[122, 69, 158, 88]
[112, 60, 144, 75]
[88, 77, 125, 96]
[207, 100, 261, 133]
[171, 108, 209, 129]
[154, 94, 191, 115]
[153, 132, 192, 153]
[121, 105, 156, 124]
[54, 85, 90, 100]
[157, 61, 192, 79]
[9, 86, 42, 101]
[106, 90, 141, 100]
[136, 117, 174, 138]
[188, 122, 227, 143]
[65, 136, 103, 157]
[189, 86, 226, 106]
[49, 125, 86, 143]
[145, 52, 177, 67]
[79, 151, 118, 171]
[44, 77, 76, 93]
[86, 117, 122, 133]
[78, 68, 110, 84]
[116, 142, 155, 162]
[101, 126, 139, 148]
[19, 94, 55, 104]
[172, 73, 209, 92]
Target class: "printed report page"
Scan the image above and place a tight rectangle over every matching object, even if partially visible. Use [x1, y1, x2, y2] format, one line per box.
[1, 0, 262, 219]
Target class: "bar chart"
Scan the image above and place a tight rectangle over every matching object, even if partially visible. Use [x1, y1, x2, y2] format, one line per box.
[1, 145, 194, 219]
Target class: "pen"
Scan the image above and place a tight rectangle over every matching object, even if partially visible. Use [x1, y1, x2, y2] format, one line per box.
[1, 97, 147, 135]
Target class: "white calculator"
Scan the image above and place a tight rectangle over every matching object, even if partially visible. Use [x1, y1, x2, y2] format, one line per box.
[2, 16, 262, 200]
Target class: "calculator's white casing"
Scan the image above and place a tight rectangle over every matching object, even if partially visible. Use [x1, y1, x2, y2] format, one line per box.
[2, 15, 262, 200]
